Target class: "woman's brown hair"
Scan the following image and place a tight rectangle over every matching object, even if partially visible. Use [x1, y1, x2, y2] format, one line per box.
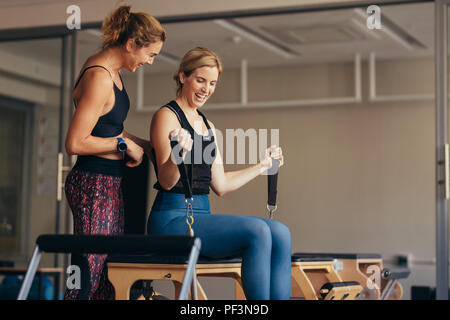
[101, 4, 166, 49]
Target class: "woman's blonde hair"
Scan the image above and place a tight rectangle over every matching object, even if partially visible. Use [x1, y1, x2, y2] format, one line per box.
[101, 4, 166, 49]
[174, 47, 223, 97]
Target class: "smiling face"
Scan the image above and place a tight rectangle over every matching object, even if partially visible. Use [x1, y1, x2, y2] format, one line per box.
[179, 66, 219, 108]
[125, 39, 163, 72]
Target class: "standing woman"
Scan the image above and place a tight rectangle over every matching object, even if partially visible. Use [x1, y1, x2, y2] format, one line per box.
[64, 5, 166, 300]
[147, 47, 291, 300]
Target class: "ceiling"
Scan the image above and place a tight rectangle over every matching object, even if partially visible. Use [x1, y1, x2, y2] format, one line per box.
[0, 0, 66, 7]
[0, 2, 435, 77]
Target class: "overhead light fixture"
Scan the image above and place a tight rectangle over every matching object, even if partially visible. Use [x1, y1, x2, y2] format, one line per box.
[214, 19, 298, 59]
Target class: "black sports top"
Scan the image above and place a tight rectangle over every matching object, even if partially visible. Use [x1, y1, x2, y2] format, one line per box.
[73, 65, 130, 138]
[71, 65, 129, 177]
[152, 100, 217, 195]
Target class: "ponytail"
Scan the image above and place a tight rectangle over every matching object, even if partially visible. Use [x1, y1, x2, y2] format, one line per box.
[101, 4, 166, 49]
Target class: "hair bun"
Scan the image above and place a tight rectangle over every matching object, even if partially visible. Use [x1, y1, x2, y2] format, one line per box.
[122, 5, 131, 23]
[101, 4, 166, 49]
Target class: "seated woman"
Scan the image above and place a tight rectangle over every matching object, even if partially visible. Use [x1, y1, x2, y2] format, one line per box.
[147, 47, 291, 300]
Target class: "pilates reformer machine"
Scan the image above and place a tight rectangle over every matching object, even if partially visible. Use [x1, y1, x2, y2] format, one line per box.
[18, 140, 410, 300]
[106, 143, 410, 300]
[289, 252, 410, 300]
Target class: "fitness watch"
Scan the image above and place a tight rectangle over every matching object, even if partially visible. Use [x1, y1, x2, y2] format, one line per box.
[117, 137, 127, 153]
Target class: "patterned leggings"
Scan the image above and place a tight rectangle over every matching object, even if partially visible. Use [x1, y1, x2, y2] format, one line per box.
[64, 169, 124, 300]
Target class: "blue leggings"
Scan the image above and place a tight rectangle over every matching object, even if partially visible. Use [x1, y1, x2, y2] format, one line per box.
[147, 191, 292, 300]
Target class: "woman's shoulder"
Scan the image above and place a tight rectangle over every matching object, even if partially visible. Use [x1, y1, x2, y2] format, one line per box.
[156, 102, 177, 116]
[75, 61, 112, 88]
[80, 54, 112, 77]
[152, 103, 181, 126]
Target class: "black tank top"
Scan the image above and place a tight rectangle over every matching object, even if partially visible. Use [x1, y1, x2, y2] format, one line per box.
[71, 65, 129, 177]
[152, 100, 216, 195]
[73, 65, 130, 138]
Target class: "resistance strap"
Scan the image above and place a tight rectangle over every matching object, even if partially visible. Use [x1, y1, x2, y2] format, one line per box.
[267, 158, 279, 219]
[170, 137, 199, 300]
[170, 139, 195, 237]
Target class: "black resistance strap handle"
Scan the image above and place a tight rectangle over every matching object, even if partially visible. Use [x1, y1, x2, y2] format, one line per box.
[170, 138, 195, 238]
[267, 159, 279, 219]
[168, 123, 199, 300]
[170, 139, 192, 199]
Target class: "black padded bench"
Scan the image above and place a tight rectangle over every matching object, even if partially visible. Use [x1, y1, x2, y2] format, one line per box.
[17, 234, 201, 300]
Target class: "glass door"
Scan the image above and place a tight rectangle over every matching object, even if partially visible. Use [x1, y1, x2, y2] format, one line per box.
[0, 34, 75, 277]
[0, 97, 33, 256]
